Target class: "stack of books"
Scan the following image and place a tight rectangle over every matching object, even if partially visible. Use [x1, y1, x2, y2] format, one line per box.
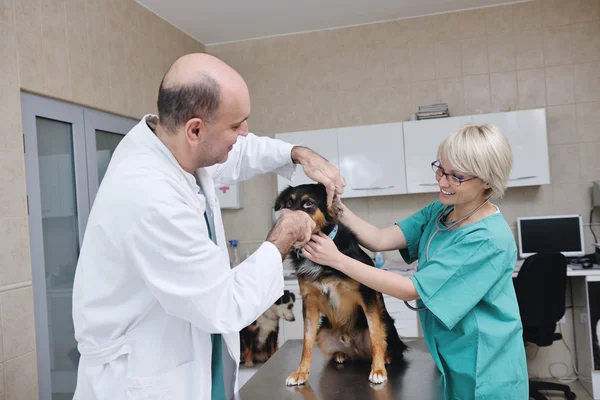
[416, 103, 449, 120]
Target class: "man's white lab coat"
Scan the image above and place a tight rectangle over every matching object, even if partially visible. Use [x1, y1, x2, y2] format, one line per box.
[72, 115, 296, 399]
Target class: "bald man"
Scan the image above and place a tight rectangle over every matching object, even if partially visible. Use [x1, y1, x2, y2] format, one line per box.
[71, 53, 345, 400]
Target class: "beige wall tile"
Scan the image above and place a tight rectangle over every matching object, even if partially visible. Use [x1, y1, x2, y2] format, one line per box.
[0, 87, 22, 153]
[437, 78, 465, 116]
[386, 84, 413, 122]
[409, 44, 436, 81]
[4, 351, 37, 400]
[0, 0, 18, 87]
[486, 5, 513, 35]
[41, 0, 70, 98]
[550, 144, 581, 183]
[577, 102, 600, 143]
[461, 37, 489, 76]
[569, 0, 600, 24]
[1, 288, 35, 361]
[580, 141, 600, 183]
[553, 183, 583, 214]
[574, 62, 600, 103]
[545, 65, 575, 105]
[543, 25, 572, 67]
[488, 33, 516, 73]
[432, 12, 462, 42]
[15, 25, 46, 93]
[435, 40, 462, 79]
[410, 81, 439, 110]
[343, 197, 370, 221]
[495, 187, 527, 227]
[570, 22, 600, 63]
[547, 105, 578, 145]
[459, 8, 487, 38]
[543, 0, 572, 27]
[490, 71, 518, 112]
[368, 196, 396, 228]
[523, 185, 554, 216]
[406, 17, 434, 46]
[0, 153, 26, 219]
[516, 30, 545, 69]
[463, 74, 491, 114]
[517, 68, 546, 109]
[513, 0, 543, 32]
[0, 219, 31, 288]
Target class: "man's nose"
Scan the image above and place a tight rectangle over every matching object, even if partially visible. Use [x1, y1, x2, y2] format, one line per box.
[239, 121, 249, 137]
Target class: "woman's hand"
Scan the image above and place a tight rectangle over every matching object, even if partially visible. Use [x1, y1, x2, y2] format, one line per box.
[302, 232, 345, 268]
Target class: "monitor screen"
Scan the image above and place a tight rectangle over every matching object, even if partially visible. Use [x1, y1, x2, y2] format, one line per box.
[517, 214, 585, 258]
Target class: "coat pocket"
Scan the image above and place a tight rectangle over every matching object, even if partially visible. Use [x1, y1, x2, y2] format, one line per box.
[125, 360, 200, 400]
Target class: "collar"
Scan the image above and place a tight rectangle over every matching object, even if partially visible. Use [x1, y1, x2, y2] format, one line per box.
[295, 224, 339, 259]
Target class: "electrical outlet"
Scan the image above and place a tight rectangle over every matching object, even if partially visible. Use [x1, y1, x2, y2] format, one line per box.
[560, 315, 567, 324]
[580, 312, 588, 324]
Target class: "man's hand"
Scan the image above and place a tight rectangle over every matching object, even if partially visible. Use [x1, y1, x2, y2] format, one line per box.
[266, 210, 316, 259]
[291, 146, 346, 208]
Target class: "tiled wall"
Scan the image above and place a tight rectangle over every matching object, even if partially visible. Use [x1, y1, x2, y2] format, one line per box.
[0, 0, 204, 397]
[208, 0, 600, 379]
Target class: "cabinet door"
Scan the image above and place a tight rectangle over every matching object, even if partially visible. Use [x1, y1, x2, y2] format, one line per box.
[215, 183, 242, 209]
[275, 129, 338, 193]
[337, 123, 406, 198]
[472, 109, 550, 187]
[403, 116, 472, 193]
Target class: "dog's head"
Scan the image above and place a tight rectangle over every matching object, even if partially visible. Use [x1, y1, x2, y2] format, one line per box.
[274, 183, 341, 232]
[273, 290, 296, 321]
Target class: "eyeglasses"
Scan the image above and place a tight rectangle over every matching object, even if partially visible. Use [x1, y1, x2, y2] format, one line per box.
[431, 160, 478, 186]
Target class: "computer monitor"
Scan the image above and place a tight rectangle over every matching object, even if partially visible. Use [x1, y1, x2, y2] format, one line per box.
[517, 214, 585, 259]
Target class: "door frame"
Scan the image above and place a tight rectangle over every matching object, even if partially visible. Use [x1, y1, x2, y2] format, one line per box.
[21, 92, 91, 400]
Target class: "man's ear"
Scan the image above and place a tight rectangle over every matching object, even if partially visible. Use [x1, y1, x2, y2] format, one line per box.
[184, 118, 205, 142]
[274, 186, 293, 211]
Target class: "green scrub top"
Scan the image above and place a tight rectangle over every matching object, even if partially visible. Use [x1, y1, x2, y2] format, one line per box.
[397, 200, 528, 399]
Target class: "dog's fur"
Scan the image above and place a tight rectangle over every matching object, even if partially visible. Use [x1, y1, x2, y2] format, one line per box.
[240, 290, 296, 367]
[274, 183, 408, 385]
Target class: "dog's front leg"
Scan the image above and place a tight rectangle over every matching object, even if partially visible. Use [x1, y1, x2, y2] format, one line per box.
[362, 303, 388, 384]
[286, 294, 320, 386]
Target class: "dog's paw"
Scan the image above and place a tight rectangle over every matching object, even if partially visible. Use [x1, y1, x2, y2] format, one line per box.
[244, 361, 254, 368]
[369, 369, 388, 384]
[333, 352, 347, 364]
[286, 370, 309, 386]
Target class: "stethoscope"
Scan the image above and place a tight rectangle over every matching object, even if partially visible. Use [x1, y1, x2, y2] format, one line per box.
[404, 197, 491, 312]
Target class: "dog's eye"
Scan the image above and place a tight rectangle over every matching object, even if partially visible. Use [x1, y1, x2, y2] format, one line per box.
[303, 201, 314, 209]
[286, 199, 293, 208]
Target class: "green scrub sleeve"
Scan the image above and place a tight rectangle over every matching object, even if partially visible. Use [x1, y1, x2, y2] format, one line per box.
[410, 238, 504, 330]
[395, 202, 442, 264]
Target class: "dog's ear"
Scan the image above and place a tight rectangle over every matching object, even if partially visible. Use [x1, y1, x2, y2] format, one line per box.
[274, 186, 293, 211]
[274, 295, 282, 305]
[289, 291, 296, 302]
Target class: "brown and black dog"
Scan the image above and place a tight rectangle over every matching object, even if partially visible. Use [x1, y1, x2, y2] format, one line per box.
[274, 183, 408, 385]
[240, 290, 296, 367]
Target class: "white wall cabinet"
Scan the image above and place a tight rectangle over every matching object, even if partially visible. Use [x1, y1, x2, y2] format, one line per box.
[276, 129, 339, 193]
[471, 109, 550, 187]
[274, 109, 550, 198]
[337, 123, 407, 198]
[403, 116, 473, 194]
[216, 183, 242, 209]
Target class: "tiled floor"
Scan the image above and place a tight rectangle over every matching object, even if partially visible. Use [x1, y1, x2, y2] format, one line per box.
[530, 378, 592, 399]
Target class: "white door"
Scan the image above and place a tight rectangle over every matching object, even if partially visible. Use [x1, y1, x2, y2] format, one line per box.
[337, 123, 407, 198]
[403, 116, 473, 193]
[22, 93, 91, 400]
[472, 109, 550, 187]
[275, 129, 339, 193]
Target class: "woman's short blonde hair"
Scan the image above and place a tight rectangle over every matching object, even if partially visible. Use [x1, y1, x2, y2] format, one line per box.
[437, 124, 512, 198]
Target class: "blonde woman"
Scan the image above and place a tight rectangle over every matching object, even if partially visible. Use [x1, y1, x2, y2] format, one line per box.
[302, 124, 528, 399]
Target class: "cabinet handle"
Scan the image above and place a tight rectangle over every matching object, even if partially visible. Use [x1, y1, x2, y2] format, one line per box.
[508, 176, 537, 181]
[418, 183, 439, 187]
[351, 186, 394, 191]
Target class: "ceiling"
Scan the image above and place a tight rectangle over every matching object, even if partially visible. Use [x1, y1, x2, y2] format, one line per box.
[136, 0, 527, 45]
